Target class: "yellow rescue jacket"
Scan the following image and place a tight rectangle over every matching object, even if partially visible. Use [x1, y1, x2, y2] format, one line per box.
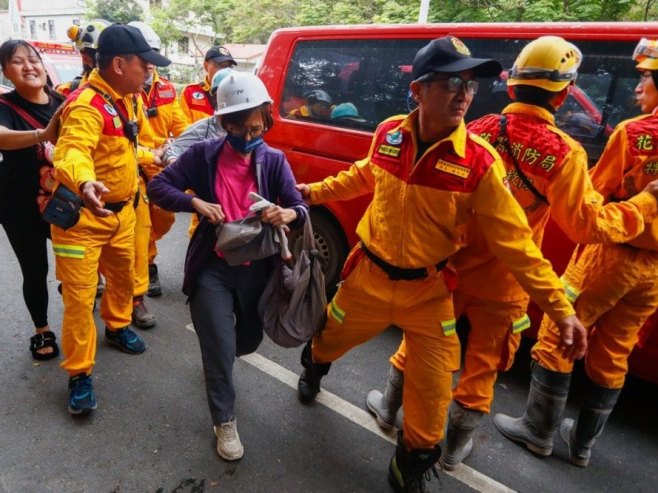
[456, 102, 656, 301]
[310, 110, 575, 322]
[139, 70, 188, 148]
[54, 69, 147, 203]
[590, 111, 658, 251]
[180, 76, 213, 124]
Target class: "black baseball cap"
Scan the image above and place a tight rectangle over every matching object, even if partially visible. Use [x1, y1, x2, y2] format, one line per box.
[412, 36, 501, 81]
[204, 46, 237, 66]
[97, 24, 171, 67]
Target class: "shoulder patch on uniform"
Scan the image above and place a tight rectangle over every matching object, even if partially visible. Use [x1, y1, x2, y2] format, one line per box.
[386, 131, 403, 145]
[157, 89, 175, 99]
[104, 103, 117, 116]
[192, 92, 205, 100]
[435, 159, 470, 178]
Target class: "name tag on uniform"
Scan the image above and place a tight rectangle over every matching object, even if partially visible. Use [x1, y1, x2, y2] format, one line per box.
[112, 116, 122, 128]
[378, 144, 401, 158]
[158, 90, 174, 99]
[435, 159, 470, 178]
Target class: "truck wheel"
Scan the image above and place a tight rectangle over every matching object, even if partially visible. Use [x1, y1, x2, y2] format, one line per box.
[290, 210, 348, 298]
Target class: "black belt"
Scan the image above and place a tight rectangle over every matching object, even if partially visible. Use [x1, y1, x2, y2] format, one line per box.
[104, 192, 140, 213]
[361, 242, 447, 281]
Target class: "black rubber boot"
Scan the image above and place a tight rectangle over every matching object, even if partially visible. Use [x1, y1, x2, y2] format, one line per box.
[366, 365, 404, 430]
[439, 401, 484, 470]
[494, 361, 571, 456]
[297, 342, 331, 404]
[388, 430, 441, 493]
[147, 264, 162, 297]
[560, 379, 621, 467]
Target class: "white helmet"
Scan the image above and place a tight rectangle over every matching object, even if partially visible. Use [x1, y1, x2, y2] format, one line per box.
[128, 21, 162, 51]
[215, 72, 272, 116]
[67, 19, 111, 51]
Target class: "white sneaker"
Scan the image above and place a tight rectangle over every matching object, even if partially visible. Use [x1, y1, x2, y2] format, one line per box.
[214, 418, 244, 461]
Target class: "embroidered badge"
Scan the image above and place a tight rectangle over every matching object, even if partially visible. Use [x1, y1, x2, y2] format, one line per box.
[386, 131, 403, 145]
[192, 92, 205, 100]
[112, 116, 122, 128]
[450, 37, 471, 56]
[378, 144, 401, 158]
[158, 90, 174, 99]
[104, 104, 117, 116]
[435, 159, 470, 178]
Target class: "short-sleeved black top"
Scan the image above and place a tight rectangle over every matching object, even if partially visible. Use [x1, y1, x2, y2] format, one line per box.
[0, 90, 62, 223]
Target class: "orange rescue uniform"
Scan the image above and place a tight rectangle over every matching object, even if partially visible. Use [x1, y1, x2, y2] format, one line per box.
[179, 76, 214, 125]
[533, 111, 658, 389]
[308, 111, 575, 450]
[138, 71, 188, 270]
[390, 102, 655, 412]
[52, 69, 147, 376]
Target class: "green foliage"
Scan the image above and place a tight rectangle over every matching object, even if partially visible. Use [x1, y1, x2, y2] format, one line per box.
[153, 0, 656, 45]
[84, 0, 144, 24]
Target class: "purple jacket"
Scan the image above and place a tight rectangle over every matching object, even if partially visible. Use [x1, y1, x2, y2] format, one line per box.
[148, 137, 308, 297]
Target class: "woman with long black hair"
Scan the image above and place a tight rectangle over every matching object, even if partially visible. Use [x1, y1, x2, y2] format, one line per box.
[0, 39, 63, 360]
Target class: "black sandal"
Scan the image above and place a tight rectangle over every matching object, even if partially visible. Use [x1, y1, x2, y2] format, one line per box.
[29, 331, 60, 361]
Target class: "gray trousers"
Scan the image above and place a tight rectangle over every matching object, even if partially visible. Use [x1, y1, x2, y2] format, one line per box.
[189, 256, 271, 424]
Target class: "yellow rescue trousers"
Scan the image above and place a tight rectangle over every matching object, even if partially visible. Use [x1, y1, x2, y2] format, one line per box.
[311, 247, 459, 449]
[390, 293, 530, 414]
[52, 204, 136, 376]
[134, 178, 151, 298]
[533, 243, 658, 389]
[147, 203, 175, 264]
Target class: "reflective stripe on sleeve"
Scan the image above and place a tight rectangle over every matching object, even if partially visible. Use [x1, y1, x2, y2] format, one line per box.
[511, 314, 531, 334]
[561, 276, 581, 304]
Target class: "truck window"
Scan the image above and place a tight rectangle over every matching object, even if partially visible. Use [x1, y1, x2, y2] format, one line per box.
[280, 37, 640, 163]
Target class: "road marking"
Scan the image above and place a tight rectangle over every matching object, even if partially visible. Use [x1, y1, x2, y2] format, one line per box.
[185, 325, 515, 492]
[241, 352, 516, 493]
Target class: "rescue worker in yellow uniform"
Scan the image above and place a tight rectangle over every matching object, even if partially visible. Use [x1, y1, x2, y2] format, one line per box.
[52, 24, 171, 415]
[127, 21, 188, 324]
[180, 46, 237, 124]
[58, 19, 111, 97]
[494, 38, 658, 468]
[365, 36, 658, 471]
[294, 37, 588, 492]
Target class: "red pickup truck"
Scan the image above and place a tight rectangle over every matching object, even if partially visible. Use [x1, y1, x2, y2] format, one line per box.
[259, 22, 658, 384]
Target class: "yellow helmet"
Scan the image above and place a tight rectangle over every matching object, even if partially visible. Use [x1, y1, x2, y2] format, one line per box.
[633, 38, 658, 71]
[508, 36, 582, 92]
[67, 19, 111, 51]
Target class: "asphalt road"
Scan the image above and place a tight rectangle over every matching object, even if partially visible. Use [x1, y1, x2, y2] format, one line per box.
[1, 213, 656, 493]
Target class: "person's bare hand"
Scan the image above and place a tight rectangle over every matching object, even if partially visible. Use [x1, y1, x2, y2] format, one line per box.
[295, 183, 311, 204]
[42, 104, 64, 144]
[153, 143, 169, 167]
[555, 314, 588, 361]
[191, 197, 225, 224]
[260, 205, 297, 226]
[80, 181, 112, 217]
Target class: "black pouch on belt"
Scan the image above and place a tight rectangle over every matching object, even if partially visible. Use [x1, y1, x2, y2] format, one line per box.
[42, 184, 84, 230]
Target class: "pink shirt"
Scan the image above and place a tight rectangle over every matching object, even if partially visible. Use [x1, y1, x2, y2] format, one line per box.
[214, 142, 258, 222]
[214, 142, 258, 260]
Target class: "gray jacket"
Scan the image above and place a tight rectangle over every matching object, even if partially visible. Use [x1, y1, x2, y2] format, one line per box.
[164, 116, 226, 164]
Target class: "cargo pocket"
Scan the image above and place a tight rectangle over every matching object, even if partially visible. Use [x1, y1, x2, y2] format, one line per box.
[498, 314, 530, 372]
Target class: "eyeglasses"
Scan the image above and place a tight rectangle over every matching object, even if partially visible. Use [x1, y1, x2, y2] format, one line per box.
[421, 74, 479, 94]
[226, 125, 266, 139]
